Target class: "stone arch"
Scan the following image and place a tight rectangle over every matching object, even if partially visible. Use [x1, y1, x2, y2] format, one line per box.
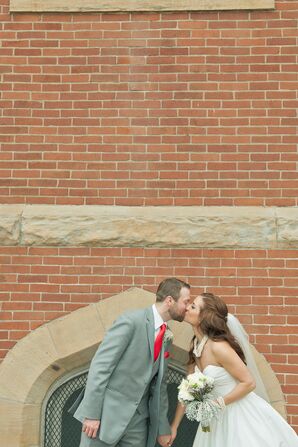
[0, 288, 287, 447]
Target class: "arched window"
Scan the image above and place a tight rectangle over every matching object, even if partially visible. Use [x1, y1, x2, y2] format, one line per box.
[42, 363, 198, 447]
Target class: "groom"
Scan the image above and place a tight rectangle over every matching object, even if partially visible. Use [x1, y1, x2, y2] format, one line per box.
[70, 277, 191, 447]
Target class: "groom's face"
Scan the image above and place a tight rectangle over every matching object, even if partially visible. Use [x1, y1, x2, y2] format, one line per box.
[168, 286, 190, 322]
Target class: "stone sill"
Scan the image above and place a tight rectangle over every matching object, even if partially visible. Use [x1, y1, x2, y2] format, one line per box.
[1, 204, 297, 249]
[10, 0, 275, 12]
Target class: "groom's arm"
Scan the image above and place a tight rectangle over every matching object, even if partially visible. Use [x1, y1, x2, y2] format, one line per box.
[77, 313, 134, 421]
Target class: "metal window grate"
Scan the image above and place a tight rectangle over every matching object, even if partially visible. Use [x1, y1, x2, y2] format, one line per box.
[43, 366, 197, 447]
[44, 373, 87, 447]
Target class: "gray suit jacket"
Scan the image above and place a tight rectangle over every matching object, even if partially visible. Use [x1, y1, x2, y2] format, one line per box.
[70, 307, 171, 447]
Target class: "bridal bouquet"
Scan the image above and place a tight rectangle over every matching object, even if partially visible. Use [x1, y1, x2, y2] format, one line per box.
[178, 370, 222, 432]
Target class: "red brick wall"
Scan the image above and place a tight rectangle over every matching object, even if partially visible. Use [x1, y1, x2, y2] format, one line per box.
[0, 247, 297, 427]
[0, 0, 297, 206]
[0, 0, 297, 433]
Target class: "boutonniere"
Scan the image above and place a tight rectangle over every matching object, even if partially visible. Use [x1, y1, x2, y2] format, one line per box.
[163, 328, 174, 344]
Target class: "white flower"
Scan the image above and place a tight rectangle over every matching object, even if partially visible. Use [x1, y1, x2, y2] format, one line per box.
[187, 371, 204, 386]
[206, 376, 214, 387]
[187, 370, 214, 390]
[178, 379, 194, 402]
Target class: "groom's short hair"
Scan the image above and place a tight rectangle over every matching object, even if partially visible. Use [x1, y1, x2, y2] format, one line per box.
[156, 277, 190, 302]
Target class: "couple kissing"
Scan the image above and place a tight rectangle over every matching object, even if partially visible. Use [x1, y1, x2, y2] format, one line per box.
[69, 277, 298, 447]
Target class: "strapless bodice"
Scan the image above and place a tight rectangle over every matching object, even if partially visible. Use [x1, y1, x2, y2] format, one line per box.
[196, 365, 238, 397]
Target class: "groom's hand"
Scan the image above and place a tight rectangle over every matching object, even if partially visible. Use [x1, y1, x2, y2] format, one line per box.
[157, 434, 172, 447]
[82, 418, 100, 438]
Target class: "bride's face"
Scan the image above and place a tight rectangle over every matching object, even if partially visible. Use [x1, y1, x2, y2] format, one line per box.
[184, 295, 204, 326]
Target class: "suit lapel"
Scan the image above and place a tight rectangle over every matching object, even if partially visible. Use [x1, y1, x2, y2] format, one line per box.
[159, 339, 165, 367]
[145, 307, 155, 361]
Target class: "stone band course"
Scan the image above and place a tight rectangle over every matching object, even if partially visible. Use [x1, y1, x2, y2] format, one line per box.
[10, 0, 274, 12]
[0, 205, 297, 249]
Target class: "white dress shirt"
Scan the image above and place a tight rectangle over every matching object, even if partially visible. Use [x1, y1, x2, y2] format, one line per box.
[152, 304, 167, 340]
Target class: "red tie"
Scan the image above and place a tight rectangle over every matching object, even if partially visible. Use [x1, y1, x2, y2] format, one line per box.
[154, 323, 166, 362]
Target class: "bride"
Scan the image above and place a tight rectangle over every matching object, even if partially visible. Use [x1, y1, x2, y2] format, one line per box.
[170, 292, 298, 447]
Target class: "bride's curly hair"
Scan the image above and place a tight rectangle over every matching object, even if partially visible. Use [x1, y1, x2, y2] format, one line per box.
[188, 292, 246, 365]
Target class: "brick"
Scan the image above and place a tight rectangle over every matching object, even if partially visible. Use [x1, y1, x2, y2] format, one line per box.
[2, 302, 32, 310]
[1, 2, 298, 427]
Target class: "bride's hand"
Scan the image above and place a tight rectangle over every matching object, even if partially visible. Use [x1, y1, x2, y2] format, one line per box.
[170, 424, 178, 443]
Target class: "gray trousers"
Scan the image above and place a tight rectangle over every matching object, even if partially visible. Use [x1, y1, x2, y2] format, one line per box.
[79, 410, 149, 447]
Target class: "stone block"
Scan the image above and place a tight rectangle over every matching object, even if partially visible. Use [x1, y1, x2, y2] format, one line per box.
[48, 303, 106, 371]
[0, 205, 22, 245]
[95, 287, 155, 331]
[0, 400, 40, 447]
[0, 325, 64, 404]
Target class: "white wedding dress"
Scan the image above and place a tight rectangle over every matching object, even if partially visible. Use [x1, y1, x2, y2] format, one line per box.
[192, 365, 298, 447]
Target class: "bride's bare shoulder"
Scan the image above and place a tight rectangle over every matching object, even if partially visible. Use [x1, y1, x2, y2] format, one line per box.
[209, 339, 234, 356]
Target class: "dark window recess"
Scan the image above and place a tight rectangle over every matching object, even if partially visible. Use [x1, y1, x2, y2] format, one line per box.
[44, 366, 198, 447]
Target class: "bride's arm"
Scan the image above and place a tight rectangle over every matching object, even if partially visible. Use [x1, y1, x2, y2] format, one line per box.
[170, 402, 185, 443]
[211, 341, 256, 406]
[170, 364, 195, 443]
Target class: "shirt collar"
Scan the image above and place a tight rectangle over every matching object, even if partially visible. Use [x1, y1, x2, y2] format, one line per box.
[152, 304, 167, 331]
